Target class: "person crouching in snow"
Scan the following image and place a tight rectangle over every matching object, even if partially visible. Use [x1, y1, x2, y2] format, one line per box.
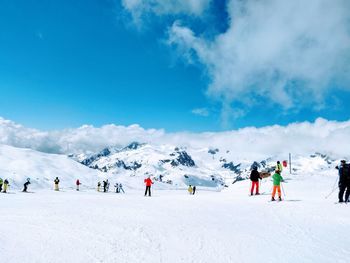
[250, 166, 262, 195]
[76, 179, 81, 191]
[23, 178, 31, 192]
[271, 170, 283, 201]
[144, 176, 153, 197]
[188, 185, 193, 195]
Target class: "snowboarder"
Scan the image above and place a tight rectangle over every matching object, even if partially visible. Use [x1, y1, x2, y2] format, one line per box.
[0, 178, 3, 192]
[23, 178, 31, 192]
[192, 185, 196, 195]
[144, 176, 153, 196]
[271, 170, 283, 201]
[76, 179, 81, 191]
[250, 166, 262, 195]
[2, 179, 9, 193]
[54, 177, 60, 191]
[97, 181, 101, 192]
[276, 161, 283, 174]
[336, 160, 350, 203]
[188, 185, 193, 195]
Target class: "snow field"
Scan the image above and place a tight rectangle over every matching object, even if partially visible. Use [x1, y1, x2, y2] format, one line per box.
[1, 173, 349, 263]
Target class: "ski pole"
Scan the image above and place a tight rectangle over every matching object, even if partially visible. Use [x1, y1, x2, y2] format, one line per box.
[325, 177, 338, 199]
[281, 182, 286, 198]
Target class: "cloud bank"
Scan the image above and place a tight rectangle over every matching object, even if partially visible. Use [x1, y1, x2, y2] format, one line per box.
[121, 0, 350, 119]
[168, 0, 350, 110]
[0, 117, 349, 159]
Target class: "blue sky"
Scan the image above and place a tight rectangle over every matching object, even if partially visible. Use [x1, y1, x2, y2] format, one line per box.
[0, 0, 349, 132]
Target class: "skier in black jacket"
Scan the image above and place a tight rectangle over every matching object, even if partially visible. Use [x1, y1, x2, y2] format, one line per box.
[337, 160, 350, 203]
[23, 178, 31, 192]
[250, 166, 262, 195]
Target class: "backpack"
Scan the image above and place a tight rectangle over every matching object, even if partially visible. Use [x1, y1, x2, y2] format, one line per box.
[342, 164, 350, 179]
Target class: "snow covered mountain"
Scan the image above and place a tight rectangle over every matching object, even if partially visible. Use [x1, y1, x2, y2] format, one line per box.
[73, 142, 340, 189]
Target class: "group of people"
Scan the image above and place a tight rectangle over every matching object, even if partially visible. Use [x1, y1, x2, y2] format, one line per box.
[2, 159, 349, 203]
[250, 161, 284, 201]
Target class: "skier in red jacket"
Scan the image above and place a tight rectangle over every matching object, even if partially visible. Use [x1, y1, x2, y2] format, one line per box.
[144, 176, 154, 197]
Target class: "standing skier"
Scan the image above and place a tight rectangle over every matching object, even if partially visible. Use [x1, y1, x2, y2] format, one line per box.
[54, 177, 60, 191]
[97, 181, 101, 192]
[23, 178, 31, 192]
[192, 185, 196, 195]
[76, 179, 81, 191]
[276, 161, 283, 174]
[114, 183, 120, 193]
[3, 179, 9, 193]
[337, 160, 350, 203]
[188, 185, 193, 195]
[250, 166, 262, 195]
[119, 183, 125, 193]
[271, 170, 283, 201]
[0, 178, 3, 192]
[144, 176, 153, 197]
[103, 179, 109, 192]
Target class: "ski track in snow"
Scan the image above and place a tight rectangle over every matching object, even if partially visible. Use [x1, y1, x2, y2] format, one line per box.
[1, 174, 350, 263]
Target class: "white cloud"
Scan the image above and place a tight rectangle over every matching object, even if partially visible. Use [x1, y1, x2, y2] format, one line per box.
[168, 0, 350, 113]
[1, 117, 350, 159]
[121, 0, 211, 25]
[192, 108, 209, 117]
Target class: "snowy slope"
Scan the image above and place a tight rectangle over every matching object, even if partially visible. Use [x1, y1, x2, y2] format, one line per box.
[0, 144, 104, 190]
[0, 168, 348, 263]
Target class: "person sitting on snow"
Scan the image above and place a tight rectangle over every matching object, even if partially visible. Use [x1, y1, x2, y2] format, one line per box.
[271, 170, 283, 201]
[23, 178, 31, 192]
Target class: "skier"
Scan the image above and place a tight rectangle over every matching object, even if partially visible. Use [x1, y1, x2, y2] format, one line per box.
[23, 178, 31, 192]
[192, 185, 196, 195]
[76, 179, 81, 191]
[188, 185, 193, 195]
[119, 183, 125, 193]
[114, 183, 120, 193]
[54, 177, 60, 191]
[250, 166, 262, 195]
[336, 160, 350, 203]
[103, 179, 109, 192]
[2, 179, 9, 193]
[97, 181, 101, 192]
[144, 176, 153, 197]
[271, 170, 283, 201]
[0, 177, 3, 192]
[276, 161, 283, 174]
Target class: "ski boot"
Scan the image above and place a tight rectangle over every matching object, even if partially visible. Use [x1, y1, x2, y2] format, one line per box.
[278, 197, 282, 201]
[271, 197, 275, 201]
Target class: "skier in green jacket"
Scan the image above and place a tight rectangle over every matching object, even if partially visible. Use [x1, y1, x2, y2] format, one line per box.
[271, 170, 283, 201]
